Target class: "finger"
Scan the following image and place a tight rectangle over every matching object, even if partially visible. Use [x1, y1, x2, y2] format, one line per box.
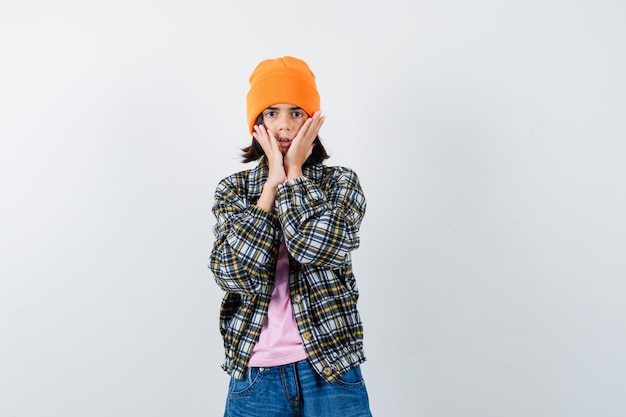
[254, 123, 272, 139]
[294, 118, 318, 143]
[253, 125, 280, 156]
[296, 118, 313, 138]
[252, 124, 266, 142]
[306, 143, 314, 159]
[309, 110, 325, 131]
[266, 127, 276, 140]
[303, 110, 325, 138]
[298, 122, 322, 145]
[257, 127, 279, 150]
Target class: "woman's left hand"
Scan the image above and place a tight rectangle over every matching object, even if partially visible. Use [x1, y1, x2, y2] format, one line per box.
[284, 110, 325, 180]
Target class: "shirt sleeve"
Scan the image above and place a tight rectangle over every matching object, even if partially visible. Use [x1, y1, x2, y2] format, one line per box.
[209, 175, 281, 294]
[276, 167, 366, 268]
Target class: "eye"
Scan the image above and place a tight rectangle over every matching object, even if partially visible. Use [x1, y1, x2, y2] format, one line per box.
[292, 111, 303, 118]
[264, 111, 276, 118]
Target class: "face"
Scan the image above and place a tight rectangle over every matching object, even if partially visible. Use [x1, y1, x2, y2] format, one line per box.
[261, 104, 309, 154]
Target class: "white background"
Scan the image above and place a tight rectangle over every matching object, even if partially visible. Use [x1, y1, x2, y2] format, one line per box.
[1, 1, 625, 416]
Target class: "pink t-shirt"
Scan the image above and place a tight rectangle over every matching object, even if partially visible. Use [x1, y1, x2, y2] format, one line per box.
[248, 241, 307, 367]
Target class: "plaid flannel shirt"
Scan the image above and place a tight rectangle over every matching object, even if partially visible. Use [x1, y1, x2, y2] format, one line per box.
[209, 161, 367, 383]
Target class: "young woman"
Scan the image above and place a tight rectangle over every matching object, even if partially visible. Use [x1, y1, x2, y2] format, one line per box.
[209, 56, 373, 417]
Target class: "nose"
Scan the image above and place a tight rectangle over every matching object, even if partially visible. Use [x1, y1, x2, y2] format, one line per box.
[277, 113, 291, 131]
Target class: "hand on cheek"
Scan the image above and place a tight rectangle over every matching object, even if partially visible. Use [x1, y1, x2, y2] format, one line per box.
[284, 110, 325, 179]
[253, 124, 286, 187]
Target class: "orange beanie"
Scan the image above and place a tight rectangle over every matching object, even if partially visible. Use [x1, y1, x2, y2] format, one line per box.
[246, 56, 320, 134]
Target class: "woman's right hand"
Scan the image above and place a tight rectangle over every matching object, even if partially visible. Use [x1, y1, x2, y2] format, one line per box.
[253, 124, 286, 196]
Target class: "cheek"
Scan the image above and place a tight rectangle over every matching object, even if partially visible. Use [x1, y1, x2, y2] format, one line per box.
[296, 119, 308, 130]
[262, 119, 275, 130]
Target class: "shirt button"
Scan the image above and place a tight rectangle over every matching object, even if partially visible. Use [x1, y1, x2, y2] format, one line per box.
[293, 294, 302, 303]
[302, 331, 312, 341]
[322, 367, 333, 377]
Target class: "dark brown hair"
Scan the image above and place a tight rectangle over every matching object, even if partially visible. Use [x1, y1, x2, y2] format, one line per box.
[241, 114, 329, 165]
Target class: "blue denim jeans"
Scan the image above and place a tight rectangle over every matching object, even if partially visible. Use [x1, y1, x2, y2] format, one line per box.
[223, 360, 373, 417]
